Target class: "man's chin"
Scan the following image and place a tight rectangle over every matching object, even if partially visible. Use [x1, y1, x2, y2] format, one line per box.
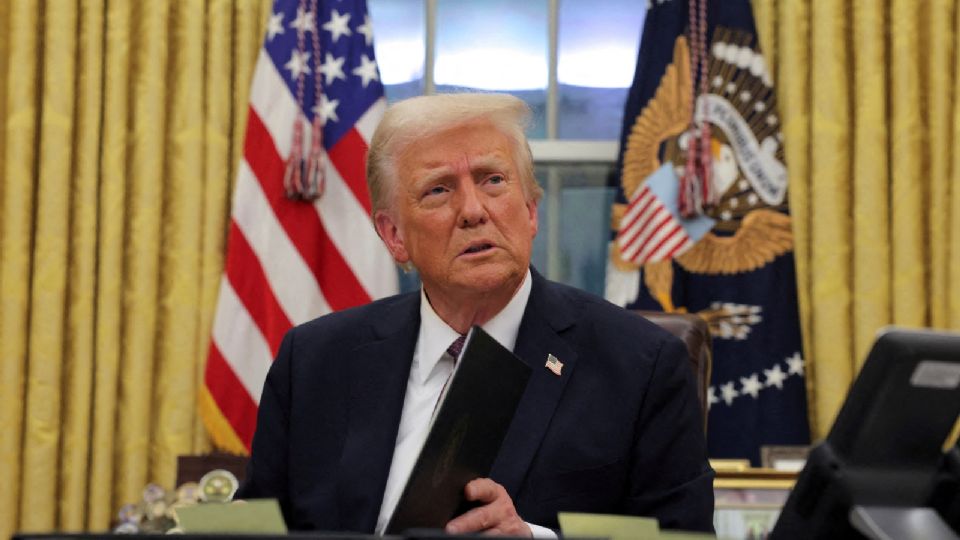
[448, 265, 523, 295]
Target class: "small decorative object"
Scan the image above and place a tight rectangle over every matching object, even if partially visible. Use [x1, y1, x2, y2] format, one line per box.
[176, 482, 201, 504]
[113, 522, 139, 534]
[113, 469, 241, 534]
[199, 469, 239, 503]
[117, 503, 142, 526]
[142, 484, 166, 504]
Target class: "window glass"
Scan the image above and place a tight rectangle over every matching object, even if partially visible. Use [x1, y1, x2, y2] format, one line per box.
[435, 0, 549, 138]
[557, 0, 645, 139]
[531, 164, 616, 296]
[368, 0, 425, 101]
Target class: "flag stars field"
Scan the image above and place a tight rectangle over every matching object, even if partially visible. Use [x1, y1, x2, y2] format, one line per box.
[277, 6, 381, 91]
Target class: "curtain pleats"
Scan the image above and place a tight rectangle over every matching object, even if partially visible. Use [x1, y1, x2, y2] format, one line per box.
[809, 1, 855, 438]
[21, 0, 78, 530]
[849, 0, 890, 373]
[153, 0, 205, 489]
[59, 0, 104, 530]
[87, 0, 132, 528]
[767, 0, 815, 432]
[0, 1, 270, 537]
[1, 1, 41, 536]
[952, 5, 960, 332]
[925, 2, 954, 330]
[195, 0, 235, 452]
[753, 0, 960, 439]
[0, 0, 8, 212]
[890, 0, 926, 328]
[116, 0, 170, 507]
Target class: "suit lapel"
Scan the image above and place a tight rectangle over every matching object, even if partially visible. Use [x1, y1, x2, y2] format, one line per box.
[490, 270, 579, 497]
[337, 293, 420, 532]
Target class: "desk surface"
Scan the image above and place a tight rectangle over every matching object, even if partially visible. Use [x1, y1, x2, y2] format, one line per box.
[15, 533, 600, 540]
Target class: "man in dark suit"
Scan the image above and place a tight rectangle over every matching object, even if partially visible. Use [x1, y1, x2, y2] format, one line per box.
[238, 93, 714, 536]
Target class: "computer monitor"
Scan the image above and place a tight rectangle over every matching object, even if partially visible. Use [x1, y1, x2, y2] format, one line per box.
[930, 446, 960, 533]
[771, 327, 960, 539]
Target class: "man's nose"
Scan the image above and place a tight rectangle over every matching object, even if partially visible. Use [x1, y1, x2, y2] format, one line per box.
[457, 180, 487, 227]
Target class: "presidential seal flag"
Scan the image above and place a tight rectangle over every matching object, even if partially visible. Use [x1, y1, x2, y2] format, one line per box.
[201, 0, 398, 454]
[606, 0, 809, 463]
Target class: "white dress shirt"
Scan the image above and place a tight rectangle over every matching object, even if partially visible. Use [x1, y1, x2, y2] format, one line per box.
[375, 270, 553, 538]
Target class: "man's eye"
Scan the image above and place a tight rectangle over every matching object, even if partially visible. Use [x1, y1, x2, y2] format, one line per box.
[487, 175, 505, 184]
[425, 185, 448, 197]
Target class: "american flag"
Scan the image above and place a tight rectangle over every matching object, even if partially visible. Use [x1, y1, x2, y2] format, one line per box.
[201, 0, 398, 454]
[616, 163, 714, 266]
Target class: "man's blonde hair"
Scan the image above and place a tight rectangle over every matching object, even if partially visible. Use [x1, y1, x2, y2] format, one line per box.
[366, 93, 543, 214]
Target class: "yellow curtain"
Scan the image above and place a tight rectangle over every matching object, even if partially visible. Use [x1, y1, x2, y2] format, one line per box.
[0, 1, 271, 536]
[752, 0, 960, 440]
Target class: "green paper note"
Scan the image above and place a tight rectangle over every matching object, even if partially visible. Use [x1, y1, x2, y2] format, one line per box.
[559, 512, 661, 540]
[174, 499, 287, 534]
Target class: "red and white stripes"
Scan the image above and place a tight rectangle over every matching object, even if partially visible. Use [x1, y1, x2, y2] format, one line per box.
[617, 183, 694, 266]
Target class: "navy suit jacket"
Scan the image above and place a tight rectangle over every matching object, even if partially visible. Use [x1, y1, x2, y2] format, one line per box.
[238, 269, 714, 533]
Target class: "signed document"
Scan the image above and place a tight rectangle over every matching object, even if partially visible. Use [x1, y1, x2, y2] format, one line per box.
[385, 326, 532, 534]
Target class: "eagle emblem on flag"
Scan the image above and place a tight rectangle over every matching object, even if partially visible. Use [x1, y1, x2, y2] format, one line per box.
[610, 33, 793, 316]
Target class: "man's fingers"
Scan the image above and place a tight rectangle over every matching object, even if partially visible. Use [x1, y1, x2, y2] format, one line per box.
[446, 479, 504, 533]
[446, 478, 531, 537]
[481, 525, 510, 537]
[464, 477, 500, 502]
[446, 505, 492, 534]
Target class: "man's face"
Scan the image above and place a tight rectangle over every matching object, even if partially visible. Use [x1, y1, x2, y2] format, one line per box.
[375, 119, 539, 298]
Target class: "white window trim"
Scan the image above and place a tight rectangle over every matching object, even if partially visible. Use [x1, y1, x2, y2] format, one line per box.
[530, 140, 619, 164]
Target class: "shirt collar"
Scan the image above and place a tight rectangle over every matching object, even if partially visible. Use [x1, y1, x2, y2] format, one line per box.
[416, 269, 533, 381]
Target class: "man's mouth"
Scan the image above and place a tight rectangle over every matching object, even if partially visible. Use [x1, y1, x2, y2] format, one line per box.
[462, 243, 494, 255]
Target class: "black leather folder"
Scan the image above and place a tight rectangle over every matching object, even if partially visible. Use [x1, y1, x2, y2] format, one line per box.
[385, 326, 532, 535]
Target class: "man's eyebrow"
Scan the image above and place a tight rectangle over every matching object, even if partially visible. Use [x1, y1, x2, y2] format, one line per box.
[414, 153, 510, 185]
[468, 154, 510, 172]
[413, 166, 455, 186]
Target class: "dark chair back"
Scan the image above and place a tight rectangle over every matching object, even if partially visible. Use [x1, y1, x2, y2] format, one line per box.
[635, 310, 712, 432]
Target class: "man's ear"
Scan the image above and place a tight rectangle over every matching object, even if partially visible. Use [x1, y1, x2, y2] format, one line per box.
[526, 198, 539, 239]
[374, 210, 410, 264]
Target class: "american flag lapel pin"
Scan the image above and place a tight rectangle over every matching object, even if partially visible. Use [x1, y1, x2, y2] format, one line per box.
[545, 354, 563, 376]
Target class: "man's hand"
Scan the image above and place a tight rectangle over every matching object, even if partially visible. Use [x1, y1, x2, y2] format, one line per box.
[445, 478, 532, 537]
